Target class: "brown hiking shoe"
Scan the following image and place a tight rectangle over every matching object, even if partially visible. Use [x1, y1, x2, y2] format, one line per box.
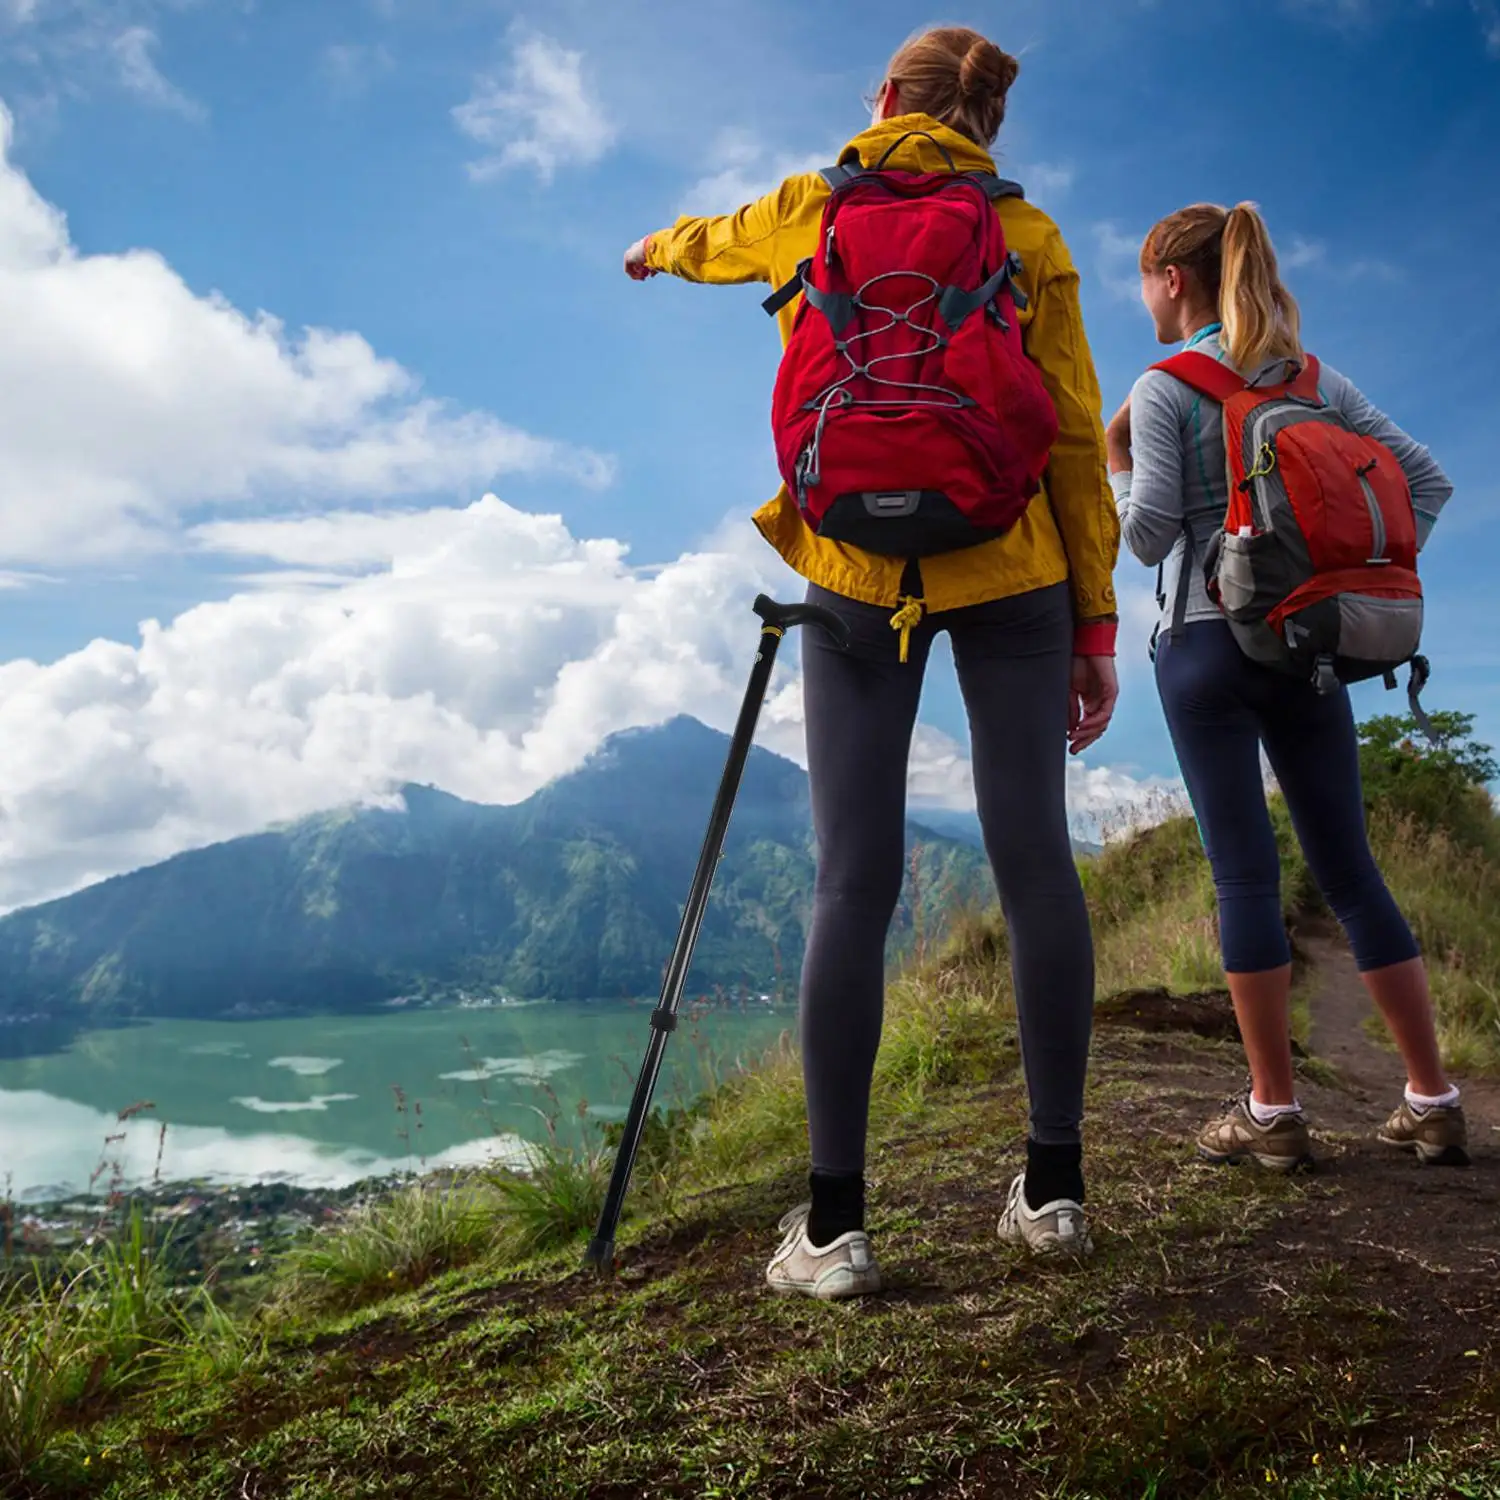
[765, 1204, 882, 1300]
[1196, 1091, 1314, 1173]
[1378, 1099, 1470, 1166]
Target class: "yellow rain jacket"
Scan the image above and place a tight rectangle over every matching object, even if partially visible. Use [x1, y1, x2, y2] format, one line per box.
[646, 114, 1120, 656]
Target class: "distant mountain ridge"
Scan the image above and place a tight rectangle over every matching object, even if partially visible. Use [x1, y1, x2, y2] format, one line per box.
[0, 717, 993, 1046]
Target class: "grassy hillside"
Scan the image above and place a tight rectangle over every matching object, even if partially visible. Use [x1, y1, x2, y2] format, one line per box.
[3, 715, 1497, 1499]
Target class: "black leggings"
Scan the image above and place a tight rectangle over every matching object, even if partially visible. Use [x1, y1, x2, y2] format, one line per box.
[799, 580, 1094, 1173]
[1155, 620, 1419, 974]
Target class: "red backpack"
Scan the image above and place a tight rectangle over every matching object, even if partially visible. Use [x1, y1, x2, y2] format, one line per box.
[1154, 350, 1432, 724]
[762, 132, 1058, 557]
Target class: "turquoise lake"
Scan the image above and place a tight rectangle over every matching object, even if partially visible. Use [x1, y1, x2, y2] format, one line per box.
[0, 1001, 795, 1202]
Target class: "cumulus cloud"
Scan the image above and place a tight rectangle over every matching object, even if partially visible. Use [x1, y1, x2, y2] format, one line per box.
[453, 30, 616, 183]
[0, 497, 1167, 913]
[0, 103, 609, 565]
[675, 129, 831, 216]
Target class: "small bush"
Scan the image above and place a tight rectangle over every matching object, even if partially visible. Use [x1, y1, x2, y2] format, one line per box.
[0, 1271, 90, 1480]
[488, 1145, 609, 1258]
[74, 1207, 192, 1387]
[275, 1176, 501, 1312]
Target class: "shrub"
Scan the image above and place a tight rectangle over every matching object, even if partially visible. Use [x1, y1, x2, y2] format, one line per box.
[1358, 711, 1498, 852]
[275, 1176, 501, 1312]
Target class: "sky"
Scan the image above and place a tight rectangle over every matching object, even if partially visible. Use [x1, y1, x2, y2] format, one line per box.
[0, 0, 1496, 912]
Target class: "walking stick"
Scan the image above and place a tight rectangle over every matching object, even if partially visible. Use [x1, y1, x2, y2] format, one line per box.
[583, 593, 848, 1276]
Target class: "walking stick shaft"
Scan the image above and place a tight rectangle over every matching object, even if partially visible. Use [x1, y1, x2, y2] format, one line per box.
[583, 623, 785, 1272]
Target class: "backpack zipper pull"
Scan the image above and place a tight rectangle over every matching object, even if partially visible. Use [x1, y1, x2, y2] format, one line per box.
[825, 224, 836, 266]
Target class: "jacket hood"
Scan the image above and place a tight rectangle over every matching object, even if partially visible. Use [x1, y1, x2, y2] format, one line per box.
[837, 114, 1000, 178]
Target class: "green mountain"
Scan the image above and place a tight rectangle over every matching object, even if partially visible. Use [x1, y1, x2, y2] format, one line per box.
[0, 717, 992, 1046]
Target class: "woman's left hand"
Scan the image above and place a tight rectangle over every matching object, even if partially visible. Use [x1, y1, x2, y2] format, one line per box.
[1068, 655, 1119, 755]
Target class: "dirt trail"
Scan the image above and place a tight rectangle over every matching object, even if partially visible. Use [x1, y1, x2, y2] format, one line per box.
[1299, 917, 1500, 1139]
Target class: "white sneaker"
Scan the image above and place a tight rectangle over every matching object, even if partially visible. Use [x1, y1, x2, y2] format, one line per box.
[765, 1203, 882, 1300]
[997, 1172, 1094, 1258]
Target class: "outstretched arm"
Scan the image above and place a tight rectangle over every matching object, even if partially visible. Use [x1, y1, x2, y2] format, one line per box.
[624, 180, 797, 287]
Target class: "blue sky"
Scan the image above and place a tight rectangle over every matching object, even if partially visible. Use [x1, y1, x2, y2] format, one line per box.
[0, 0, 1495, 907]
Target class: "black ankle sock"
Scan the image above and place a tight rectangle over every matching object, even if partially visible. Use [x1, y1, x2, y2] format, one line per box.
[1024, 1140, 1084, 1212]
[806, 1169, 865, 1247]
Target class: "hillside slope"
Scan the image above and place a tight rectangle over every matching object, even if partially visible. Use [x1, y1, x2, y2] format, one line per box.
[6, 714, 1498, 1499]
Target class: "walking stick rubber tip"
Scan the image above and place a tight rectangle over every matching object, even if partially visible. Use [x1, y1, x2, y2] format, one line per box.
[583, 1236, 615, 1278]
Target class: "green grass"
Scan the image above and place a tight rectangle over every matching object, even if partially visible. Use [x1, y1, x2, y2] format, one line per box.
[271, 1175, 506, 1315]
[487, 1145, 610, 1259]
[5, 772, 1498, 1499]
[0, 1269, 89, 1479]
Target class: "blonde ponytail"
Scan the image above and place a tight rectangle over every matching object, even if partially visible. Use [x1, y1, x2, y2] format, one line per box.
[1141, 201, 1304, 369]
[1218, 203, 1303, 368]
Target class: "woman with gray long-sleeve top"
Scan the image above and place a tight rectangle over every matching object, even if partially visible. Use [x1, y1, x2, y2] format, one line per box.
[1107, 200, 1467, 1174]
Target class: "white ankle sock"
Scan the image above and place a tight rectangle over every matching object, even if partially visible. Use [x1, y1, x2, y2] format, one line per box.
[1248, 1094, 1302, 1125]
[1405, 1084, 1461, 1114]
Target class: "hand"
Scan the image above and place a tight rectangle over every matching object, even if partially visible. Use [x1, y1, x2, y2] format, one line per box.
[624, 236, 658, 281]
[1105, 396, 1132, 475]
[1068, 655, 1119, 756]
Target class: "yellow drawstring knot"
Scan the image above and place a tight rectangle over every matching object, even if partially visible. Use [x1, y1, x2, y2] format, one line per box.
[889, 596, 925, 664]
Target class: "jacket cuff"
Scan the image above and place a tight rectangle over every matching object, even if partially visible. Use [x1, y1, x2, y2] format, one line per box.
[1073, 619, 1118, 657]
[644, 230, 672, 273]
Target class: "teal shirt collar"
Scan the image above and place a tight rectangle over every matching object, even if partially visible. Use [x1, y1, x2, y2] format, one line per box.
[1185, 321, 1223, 350]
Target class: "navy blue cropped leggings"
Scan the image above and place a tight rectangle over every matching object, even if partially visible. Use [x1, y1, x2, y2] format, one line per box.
[1155, 620, 1419, 975]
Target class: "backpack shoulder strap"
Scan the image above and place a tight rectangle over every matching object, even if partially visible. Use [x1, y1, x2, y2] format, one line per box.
[763, 158, 862, 315]
[817, 161, 863, 191]
[1150, 351, 1249, 404]
[969, 174, 1025, 201]
[1288, 353, 1322, 401]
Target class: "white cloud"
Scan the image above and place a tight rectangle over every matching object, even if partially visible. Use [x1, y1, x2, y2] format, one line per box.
[673, 135, 1072, 219]
[453, 30, 616, 184]
[1019, 161, 1075, 201]
[0, 1, 208, 114]
[1092, 220, 1146, 301]
[1283, 234, 1327, 269]
[676, 129, 830, 216]
[109, 24, 202, 117]
[902, 719, 1181, 844]
[1282, 234, 1399, 282]
[0, 497, 1165, 913]
[0, 102, 609, 565]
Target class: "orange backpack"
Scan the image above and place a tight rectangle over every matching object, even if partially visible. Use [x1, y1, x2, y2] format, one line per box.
[1154, 350, 1432, 726]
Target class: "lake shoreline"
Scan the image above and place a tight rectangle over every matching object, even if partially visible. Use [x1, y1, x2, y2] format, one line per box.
[4, 1169, 447, 1288]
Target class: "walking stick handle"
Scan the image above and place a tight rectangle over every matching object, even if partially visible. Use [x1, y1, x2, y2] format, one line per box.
[752, 594, 850, 648]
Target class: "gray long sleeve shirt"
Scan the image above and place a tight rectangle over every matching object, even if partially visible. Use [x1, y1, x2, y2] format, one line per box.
[1112, 325, 1454, 632]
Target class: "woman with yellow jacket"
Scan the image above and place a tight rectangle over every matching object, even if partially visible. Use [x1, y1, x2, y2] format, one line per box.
[624, 26, 1121, 1298]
